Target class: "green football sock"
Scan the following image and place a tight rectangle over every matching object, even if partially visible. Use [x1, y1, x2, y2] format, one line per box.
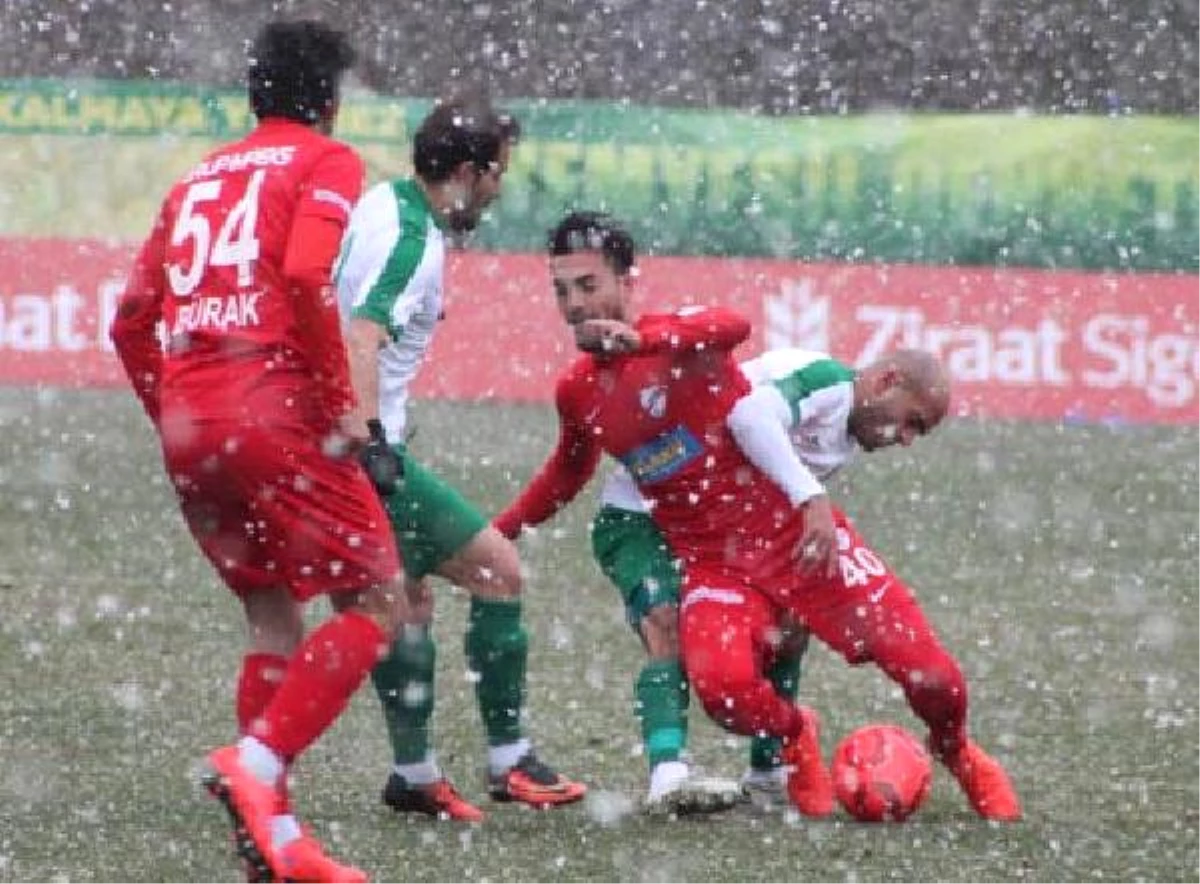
[636, 659, 690, 770]
[370, 623, 437, 766]
[749, 650, 803, 771]
[464, 596, 528, 747]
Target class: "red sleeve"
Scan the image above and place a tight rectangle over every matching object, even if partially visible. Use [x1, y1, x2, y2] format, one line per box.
[110, 213, 168, 425]
[493, 371, 603, 538]
[636, 306, 751, 354]
[284, 144, 365, 427]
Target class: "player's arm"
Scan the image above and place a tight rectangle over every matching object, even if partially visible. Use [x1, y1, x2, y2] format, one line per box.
[637, 306, 751, 353]
[110, 213, 168, 425]
[343, 316, 387, 435]
[573, 307, 751, 357]
[283, 144, 365, 435]
[339, 192, 430, 441]
[493, 376, 603, 538]
[726, 379, 838, 578]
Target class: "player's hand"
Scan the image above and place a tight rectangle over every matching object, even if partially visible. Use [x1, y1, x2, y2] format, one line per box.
[794, 494, 839, 579]
[322, 412, 371, 460]
[573, 319, 641, 354]
[358, 418, 403, 498]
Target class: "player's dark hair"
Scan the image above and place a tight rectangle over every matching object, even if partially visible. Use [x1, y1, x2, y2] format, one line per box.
[248, 19, 355, 124]
[547, 211, 637, 276]
[413, 98, 521, 183]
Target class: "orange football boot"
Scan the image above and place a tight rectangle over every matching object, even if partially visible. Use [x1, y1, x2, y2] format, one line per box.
[276, 834, 369, 883]
[782, 706, 835, 818]
[382, 774, 485, 822]
[944, 740, 1022, 821]
[202, 746, 281, 883]
[488, 753, 586, 808]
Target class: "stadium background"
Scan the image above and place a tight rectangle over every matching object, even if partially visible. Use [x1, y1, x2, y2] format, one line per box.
[1, 0, 1197, 425]
[0, 2, 1196, 881]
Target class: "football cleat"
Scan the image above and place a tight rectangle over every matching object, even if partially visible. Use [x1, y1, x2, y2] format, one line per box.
[644, 764, 745, 817]
[740, 766, 789, 811]
[382, 773, 485, 823]
[201, 746, 281, 883]
[488, 753, 587, 808]
[781, 706, 835, 818]
[943, 740, 1022, 821]
[276, 834, 369, 883]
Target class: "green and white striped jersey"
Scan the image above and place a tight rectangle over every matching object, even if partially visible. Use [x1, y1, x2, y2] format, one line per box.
[335, 178, 446, 441]
[599, 348, 858, 512]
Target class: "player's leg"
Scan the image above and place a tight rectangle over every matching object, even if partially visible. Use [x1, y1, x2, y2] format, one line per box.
[237, 578, 405, 883]
[591, 506, 742, 815]
[377, 450, 583, 809]
[237, 588, 303, 733]
[370, 450, 485, 820]
[371, 574, 483, 823]
[178, 423, 405, 881]
[439, 525, 585, 806]
[743, 626, 809, 809]
[798, 513, 1021, 820]
[679, 581, 833, 818]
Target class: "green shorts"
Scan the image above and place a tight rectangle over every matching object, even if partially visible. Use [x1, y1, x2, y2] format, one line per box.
[590, 506, 682, 629]
[383, 446, 488, 581]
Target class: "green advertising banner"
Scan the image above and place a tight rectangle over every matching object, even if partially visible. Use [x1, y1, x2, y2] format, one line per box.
[2, 78, 1196, 271]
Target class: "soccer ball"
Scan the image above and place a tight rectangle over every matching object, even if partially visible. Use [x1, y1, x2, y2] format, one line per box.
[832, 724, 932, 822]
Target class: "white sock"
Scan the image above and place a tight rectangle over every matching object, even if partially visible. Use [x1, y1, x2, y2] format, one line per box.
[237, 735, 284, 788]
[394, 753, 441, 786]
[487, 738, 531, 776]
[647, 760, 690, 800]
[270, 813, 301, 850]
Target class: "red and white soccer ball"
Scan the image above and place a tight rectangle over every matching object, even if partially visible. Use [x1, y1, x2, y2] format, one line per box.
[832, 723, 933, 822]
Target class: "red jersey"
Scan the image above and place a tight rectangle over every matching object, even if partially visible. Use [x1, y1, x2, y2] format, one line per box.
[496, 307, 802, 581]
[111, 118, 363, 428]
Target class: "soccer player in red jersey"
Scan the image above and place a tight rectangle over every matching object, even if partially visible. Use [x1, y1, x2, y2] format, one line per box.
[110, 20, 407, 882]
[495, 211, 1021, 821]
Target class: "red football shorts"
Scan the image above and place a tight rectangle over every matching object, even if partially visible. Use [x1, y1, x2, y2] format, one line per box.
[161, 415, 400, 601]
[678, 580, 783, 681]
[763, 508, 939, 667]
[679, 508, 938, 668]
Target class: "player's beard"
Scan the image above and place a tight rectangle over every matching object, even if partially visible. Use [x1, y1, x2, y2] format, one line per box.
[447, 203, 481, 232]
[446, 182, 484, 233]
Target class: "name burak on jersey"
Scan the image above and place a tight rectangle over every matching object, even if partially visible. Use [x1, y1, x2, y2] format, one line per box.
[169, 291, 263, 334]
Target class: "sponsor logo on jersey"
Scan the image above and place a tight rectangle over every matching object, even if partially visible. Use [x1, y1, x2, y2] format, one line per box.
[639, 384, 667, 418]
[619, 424, 702, 485]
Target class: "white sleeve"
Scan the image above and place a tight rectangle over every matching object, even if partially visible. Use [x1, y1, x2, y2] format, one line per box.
[726, 383, 825, 507]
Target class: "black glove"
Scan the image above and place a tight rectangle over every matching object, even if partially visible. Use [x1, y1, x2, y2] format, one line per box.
[359, 418, 403, 497]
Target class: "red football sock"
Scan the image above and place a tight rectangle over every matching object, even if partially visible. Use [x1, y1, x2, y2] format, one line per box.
[254, 611, 387, 761]
[875, 636, 969, 759]
[236, 652, 288, 735]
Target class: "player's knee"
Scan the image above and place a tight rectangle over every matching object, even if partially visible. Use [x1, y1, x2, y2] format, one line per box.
[696, 679, 760, 732]
[242, 587, 304, 656]
[336, 574, 410, 642]
[904, 654, 967, 726]
[640, 604, 680, 658]
[687, 661, 758, 727]
[448, 529, 523, 599]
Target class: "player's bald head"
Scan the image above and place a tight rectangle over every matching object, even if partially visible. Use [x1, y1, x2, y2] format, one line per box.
[850, 349, 951, 451]
[875, 348, 951, 422]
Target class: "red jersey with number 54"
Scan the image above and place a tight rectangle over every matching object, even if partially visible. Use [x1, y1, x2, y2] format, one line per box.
[112, 119, 363, 426]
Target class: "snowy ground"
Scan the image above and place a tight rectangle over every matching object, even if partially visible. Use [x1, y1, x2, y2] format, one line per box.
[0, 389, 1196, 882]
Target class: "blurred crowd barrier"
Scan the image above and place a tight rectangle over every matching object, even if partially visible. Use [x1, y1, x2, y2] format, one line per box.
[1, 79, 1196, 424]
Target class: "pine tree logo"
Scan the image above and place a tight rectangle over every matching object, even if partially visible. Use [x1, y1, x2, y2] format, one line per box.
[764, 278, 830, 352]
